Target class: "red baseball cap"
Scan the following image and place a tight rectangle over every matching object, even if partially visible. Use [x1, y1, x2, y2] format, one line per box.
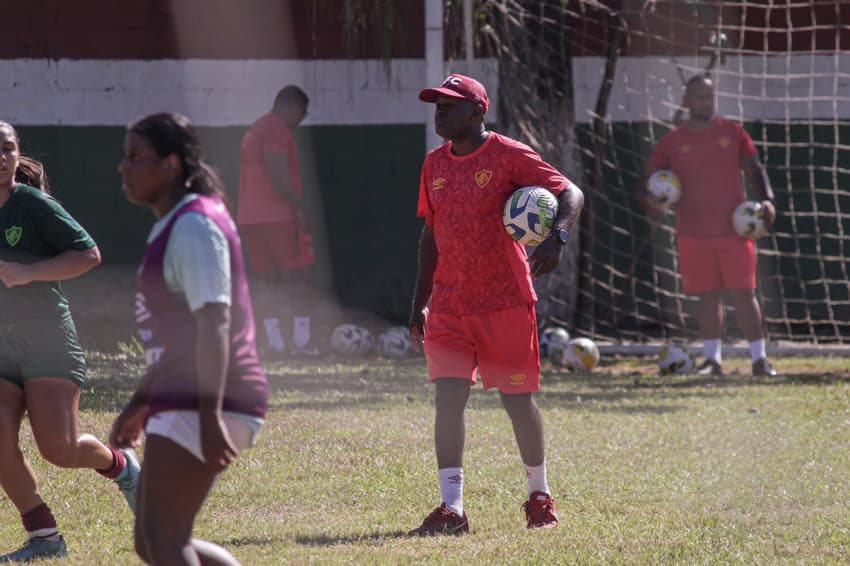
[419, 74, 490, 114]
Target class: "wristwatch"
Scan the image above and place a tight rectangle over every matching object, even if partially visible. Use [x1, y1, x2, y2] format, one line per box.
[551, 228, 570, 245]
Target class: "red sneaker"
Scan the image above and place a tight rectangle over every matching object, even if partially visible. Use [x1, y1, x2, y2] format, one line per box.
[408, 503, 469, 536]
[523, 491, 558, 529]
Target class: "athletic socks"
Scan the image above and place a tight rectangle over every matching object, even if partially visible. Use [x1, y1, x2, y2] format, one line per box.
[263, 317, 286, 352]
[703, 339, 722, 364]
[749, 338, 767, 362]
[22, 503, 59, 539]
[525, 461, 550, 496]
[96, 445, 127, 479]
[294, 316, 311, 349]
[438, 467, 464, 516]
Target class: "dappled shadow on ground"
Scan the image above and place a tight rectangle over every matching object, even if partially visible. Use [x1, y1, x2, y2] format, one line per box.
[82, 351, 850, 415]
[220, 536, 279, 548]
[295, 530, 408, 546]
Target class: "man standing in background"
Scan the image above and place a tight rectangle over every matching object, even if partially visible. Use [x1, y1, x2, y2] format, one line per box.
[637, 75, 778, 377]
[238, 85, 319, 357]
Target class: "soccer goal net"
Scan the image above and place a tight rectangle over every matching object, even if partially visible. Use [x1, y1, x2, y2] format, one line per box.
[473, 0, 850, 347]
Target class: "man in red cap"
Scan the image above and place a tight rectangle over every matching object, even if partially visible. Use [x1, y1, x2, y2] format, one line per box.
[408, 73, 584, 535]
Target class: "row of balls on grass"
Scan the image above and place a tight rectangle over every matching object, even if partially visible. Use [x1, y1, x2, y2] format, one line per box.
[334, 322, 698, 376]
[541, 325, 700, 375]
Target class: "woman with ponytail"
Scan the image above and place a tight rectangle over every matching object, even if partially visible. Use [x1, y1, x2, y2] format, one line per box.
[111, 112, 268, 566]
[0, 122, 140, 562]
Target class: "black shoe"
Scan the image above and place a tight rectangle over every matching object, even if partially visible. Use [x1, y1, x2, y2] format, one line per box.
[696, 358, 723, 376]
[752, 358, 778, 376]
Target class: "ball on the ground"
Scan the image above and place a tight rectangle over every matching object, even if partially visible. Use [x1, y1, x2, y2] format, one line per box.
[539, 326, 570, 364]
[377, 327, 412, 358]
[562, 337, 600, 371]
[658, 342, 695, 375]
[331, 324, 375, 356]
[503, 186, 558, 246]
[732, 200, 768, 239]
[647, 170, 682, 208]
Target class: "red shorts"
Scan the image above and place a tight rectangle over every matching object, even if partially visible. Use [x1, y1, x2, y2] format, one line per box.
[240, 222, 315, 273]
[423, 304, 540, 393]
[677, 234, 756, 294]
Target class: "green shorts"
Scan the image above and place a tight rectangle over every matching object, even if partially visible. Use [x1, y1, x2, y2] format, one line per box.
[0, 312, 87, 387]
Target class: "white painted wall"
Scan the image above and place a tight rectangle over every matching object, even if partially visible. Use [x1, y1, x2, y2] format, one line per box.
[0, 58, 499, 127]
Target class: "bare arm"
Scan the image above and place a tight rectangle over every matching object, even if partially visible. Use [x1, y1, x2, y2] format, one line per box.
[743, 155, 776, 227]
[194, 302, 238, 471]
[529, 182, 585, 278]
[0, 246, 101, 287]
[408, 225, 438, 350]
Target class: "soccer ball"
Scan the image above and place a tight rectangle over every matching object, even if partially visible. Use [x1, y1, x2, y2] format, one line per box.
[377, 327, 412, 359]
[561, 337, 600, 372]
[503, 186, 559, 246]
[658, 342, 695, 375]
[647, 170, 682, 208]
[732, 200, 768, 239]
[539, 326, 570, 364]
[330, 324, 375, 356]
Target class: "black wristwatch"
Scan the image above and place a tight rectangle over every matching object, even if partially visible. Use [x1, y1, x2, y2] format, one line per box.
[551, 228, 570, 245]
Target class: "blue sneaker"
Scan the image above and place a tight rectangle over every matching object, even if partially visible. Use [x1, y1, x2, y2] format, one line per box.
[0, 535, 67, 562]
[115, 448, 140, 514]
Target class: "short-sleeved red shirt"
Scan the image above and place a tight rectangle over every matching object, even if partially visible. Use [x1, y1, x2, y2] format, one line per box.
[649, 117, 757, 237]
[417, 132, 569, 315]
[237, 112, 302, 225]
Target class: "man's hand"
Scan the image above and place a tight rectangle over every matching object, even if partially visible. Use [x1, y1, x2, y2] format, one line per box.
[528, 237, 562, 279]
[408, 306, 428, 352]
[760, 200, 776, 230]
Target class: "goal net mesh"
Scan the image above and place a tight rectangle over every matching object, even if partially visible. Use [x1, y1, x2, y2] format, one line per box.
[463, 0, 850, 345]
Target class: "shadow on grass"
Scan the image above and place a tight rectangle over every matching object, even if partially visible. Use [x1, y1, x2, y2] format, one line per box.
[220, 536, 279, 548]
[295, 530, 409, 546]
[81, 352, 850, 415]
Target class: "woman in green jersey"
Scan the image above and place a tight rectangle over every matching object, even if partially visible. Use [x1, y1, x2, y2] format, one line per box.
[0, 122, 140, 562]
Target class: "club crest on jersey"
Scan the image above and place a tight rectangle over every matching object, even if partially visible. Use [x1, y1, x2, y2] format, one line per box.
[679, 144, 691, 153]
[718, 136, 731, 148]
[432, 177, 447, 191]
[475, 169, 493, 188]
[4, 226, 21, 247]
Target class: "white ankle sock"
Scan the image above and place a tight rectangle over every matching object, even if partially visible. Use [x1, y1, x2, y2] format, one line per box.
[294, 316, 311, 349]
[263, 318, 285, 352]
[749, 339, 766, 362]
[525, 461, 550, 496]
[703, 339, 721, 363]
[438, 467, 464, 516]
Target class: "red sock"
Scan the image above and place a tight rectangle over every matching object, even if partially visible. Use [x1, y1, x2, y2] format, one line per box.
[21, 503, 58, 537]
[96, 446, 126, 479]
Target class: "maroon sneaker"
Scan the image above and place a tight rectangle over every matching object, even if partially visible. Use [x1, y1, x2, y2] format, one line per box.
[408, 503, 469, 536]
[523, 491, 558, 529]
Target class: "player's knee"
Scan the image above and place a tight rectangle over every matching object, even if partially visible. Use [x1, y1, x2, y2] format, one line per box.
[38, 440, 77, 468]
[499, 391, 536, 417]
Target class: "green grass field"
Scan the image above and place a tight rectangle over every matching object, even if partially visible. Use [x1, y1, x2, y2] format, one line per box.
[2, 352, 850, 565]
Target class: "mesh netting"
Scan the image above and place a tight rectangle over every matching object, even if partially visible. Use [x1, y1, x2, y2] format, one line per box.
[450, 0, 850, 344]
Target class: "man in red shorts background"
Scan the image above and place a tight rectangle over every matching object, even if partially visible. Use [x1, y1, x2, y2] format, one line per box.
[637, 75, 778, 376]
[408, 74, 584, 535]
[238, 85, 318, 356]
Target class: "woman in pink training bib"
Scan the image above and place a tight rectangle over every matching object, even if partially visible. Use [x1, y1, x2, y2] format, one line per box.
[110, 112, 268, 566]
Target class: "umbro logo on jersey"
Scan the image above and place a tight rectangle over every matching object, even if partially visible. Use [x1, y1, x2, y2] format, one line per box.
[432, 177, 447, 191]
[475, 169, 493, 188]
[718, 136, 731, 148]
[4, 226, 21, 246]
[680, 144, 691, 153]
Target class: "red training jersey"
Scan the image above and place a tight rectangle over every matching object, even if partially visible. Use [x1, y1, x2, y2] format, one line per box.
[649, 116, 757, 237]
[237, 112, 302, 225]
[417, 132, 570, 315]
